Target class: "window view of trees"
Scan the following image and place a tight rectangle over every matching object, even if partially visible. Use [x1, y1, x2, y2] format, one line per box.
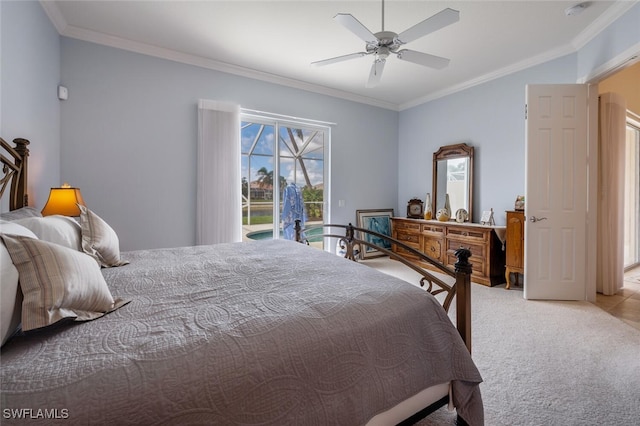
[241, 120, 326, 229]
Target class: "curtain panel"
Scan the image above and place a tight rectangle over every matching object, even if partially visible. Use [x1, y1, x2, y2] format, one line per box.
[596, 92, 626, 295]
[197, 100, 242, 244]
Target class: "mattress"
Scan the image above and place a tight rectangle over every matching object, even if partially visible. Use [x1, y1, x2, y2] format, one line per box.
[1, 239, 483, 425]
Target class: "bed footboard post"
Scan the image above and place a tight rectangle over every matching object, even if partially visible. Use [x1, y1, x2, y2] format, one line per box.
[294, 219, 302, 243]
[342, 223, 357, 260]
[454, 248, 473, 353]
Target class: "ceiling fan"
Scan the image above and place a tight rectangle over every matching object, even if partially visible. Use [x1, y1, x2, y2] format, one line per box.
[312, 0, 459, 87]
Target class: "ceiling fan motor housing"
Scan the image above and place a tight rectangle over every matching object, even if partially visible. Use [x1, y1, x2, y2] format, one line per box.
[367, 31, 402, 55]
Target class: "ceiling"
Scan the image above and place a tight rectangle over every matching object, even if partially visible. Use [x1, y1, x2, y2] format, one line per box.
[41, 1, 635, 110]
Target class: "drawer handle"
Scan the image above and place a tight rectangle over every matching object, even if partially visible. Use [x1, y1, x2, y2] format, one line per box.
[462, 231, 469, 236]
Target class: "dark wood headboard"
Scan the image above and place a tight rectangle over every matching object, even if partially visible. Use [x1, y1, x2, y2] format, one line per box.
[0, 137, 30, 210]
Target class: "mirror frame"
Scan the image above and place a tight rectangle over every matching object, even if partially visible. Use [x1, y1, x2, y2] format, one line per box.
[432, 143, 474, 222]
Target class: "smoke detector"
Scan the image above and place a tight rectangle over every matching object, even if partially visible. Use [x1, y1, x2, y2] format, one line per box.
[565, 2, 589, 16]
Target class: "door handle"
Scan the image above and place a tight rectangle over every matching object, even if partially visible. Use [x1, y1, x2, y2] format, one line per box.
[529, 216, 547, 223]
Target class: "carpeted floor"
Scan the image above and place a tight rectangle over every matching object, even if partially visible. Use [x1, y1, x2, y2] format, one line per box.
[362, 257, 640, 426]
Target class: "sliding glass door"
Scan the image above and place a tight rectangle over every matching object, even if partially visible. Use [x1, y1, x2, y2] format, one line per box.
[241, 116, 328, 248]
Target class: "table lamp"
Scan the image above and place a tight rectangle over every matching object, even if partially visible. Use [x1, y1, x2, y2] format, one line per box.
[41, 183, 86, 216]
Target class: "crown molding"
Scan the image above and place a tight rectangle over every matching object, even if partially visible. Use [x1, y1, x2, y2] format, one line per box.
[44, 0, 398, 112]
[571, 0, 639, 50]
[577, 41, 640, 83]
[39, 0, 67, 34]
[40, 0, 637, 113]
[63, 25, 398, 111]
[399, 44, 576, 111]
[400, 1, 638, 111]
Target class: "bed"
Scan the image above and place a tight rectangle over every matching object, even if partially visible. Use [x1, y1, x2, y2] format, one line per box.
[0, 137, 483, 425]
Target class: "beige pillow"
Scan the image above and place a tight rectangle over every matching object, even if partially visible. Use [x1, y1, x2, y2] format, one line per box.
[0, 234, 129, 332]
[78, 205, 128, 268]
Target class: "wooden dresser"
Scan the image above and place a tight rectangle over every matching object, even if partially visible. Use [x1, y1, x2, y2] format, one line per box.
[391, 218, 506, 286]
[504, 210, 525, 289]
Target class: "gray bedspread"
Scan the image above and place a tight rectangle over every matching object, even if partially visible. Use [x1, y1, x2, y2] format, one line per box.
[1, 239, 483, 425]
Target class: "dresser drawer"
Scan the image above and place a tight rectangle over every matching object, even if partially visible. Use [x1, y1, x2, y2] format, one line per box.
[421, 223, 445, 236]
[423, 236, 444, 261]
[395, 230, 420, 246]
[394, 244, 420, 258]
[445, 236, 488, 279]
[393, 220, 421, 231]
[445, 251, 486, 277]
[446, 227, 488, 242]
[445, 238, 485, 259]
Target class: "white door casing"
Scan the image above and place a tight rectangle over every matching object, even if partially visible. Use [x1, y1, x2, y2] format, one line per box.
[524, 84, 589, 300]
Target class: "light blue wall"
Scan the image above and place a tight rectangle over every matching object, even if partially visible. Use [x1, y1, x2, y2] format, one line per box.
[4, 1, 638, 248]
[398, 54, 577, 225]
[398, 3, 640, 226]
[577, 2, 640, 79]
[0, 1, 60, 211]
[60, 38, 399, 250]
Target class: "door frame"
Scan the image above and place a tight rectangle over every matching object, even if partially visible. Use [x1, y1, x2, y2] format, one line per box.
[579, 46, 640, 302]
[585, 83, 598, 303]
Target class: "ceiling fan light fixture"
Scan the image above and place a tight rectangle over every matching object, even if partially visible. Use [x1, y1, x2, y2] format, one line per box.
[377, 46, 390, 59]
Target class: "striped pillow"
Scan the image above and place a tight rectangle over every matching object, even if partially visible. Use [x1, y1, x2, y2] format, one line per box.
[0, 234, 129, 332]
[78, 205, 128, 268]
[0, 221, 38, 345]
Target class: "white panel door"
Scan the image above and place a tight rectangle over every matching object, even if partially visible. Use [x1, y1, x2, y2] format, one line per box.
[524, 84, 588, 300]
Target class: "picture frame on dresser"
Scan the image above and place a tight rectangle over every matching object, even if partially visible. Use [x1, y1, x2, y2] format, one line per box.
[355, 209, 394, 259]
[480, 209, 495, 226]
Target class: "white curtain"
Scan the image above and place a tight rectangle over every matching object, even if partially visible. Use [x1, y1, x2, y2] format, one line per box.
[197, 100, 242, 244]
[596, 93, 626, 295]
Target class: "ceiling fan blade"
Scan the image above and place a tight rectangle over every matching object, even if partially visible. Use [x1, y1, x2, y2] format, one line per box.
[334, 13, 377, 44]
[396, 49, 450, 69]
[397, 8, 459, 44]
[311, 52, 368, 67]
[366, 59, 386, 88]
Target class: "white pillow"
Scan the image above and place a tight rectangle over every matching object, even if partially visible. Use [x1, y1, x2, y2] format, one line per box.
[1, 234, 129, 332]
[0, 221, 38, 346]
[0, 220, 38, 238]
[0, 206, 42, 221]
[14, 215, 82, 251]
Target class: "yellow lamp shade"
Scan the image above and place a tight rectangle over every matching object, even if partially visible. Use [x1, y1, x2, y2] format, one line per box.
[41, 185, 86, 217]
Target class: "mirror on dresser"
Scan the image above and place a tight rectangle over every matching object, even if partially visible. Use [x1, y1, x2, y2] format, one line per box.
[432, 143, 474, 222]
